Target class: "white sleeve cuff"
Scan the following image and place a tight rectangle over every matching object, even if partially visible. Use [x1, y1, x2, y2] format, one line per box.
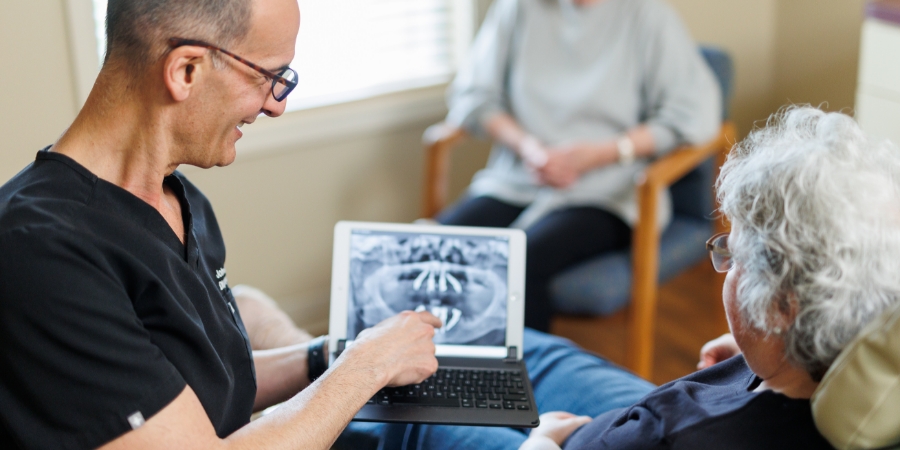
[518, 435, 563, 450]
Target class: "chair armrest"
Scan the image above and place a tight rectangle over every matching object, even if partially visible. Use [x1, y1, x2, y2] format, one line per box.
[640, 122, 737, 189]
[424, 122, 467, 148]
[422, 122, 469, 217]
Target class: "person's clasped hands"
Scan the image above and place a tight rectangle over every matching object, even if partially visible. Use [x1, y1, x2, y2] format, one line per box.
[519, 136, 618, 189]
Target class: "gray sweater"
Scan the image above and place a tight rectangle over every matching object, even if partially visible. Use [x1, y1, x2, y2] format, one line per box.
[446, 0, 721, 229]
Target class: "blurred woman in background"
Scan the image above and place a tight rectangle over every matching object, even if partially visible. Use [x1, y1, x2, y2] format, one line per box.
[439, 0, 721, 331]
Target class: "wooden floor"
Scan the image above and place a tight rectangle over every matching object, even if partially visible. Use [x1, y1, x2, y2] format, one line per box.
[550, 261, 731, 386]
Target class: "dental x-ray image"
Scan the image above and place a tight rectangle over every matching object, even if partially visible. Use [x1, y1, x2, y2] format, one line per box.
[347, 231, 508, 346]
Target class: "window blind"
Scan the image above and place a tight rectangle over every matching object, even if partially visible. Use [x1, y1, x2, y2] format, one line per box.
[91, 0, 470, 112]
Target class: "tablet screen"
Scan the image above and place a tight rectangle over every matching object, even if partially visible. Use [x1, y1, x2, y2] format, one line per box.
[347, 229, 509, 347]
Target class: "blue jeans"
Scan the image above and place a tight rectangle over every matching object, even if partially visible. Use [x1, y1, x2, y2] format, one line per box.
[334, 329, 656, 450]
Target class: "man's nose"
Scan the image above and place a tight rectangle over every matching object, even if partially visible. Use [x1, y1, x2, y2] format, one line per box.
[261, 92, 287, 118]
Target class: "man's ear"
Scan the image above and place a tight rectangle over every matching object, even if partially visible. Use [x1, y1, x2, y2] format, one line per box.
[162, 46, 210, 102]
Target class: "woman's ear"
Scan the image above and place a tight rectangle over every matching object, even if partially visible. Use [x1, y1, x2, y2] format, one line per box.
[771, 292, 800, 336]
[162, 46, 209, 102]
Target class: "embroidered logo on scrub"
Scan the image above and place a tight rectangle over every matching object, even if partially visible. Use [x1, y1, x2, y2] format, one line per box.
[127, 411, 145, 430]
[216, 267, 229, 291]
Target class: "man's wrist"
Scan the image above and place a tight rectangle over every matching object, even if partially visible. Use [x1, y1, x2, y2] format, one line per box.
[307, 335, 329, 383]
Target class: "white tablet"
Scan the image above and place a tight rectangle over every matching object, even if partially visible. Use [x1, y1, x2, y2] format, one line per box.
[328, 221, 527, 363]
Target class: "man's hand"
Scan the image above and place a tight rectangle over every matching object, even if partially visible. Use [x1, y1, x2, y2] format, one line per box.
[697, 333, 740, 370]
[519, 412, 592, 449]
[345, 311, 442, 387]
[536, 142, 617, 189]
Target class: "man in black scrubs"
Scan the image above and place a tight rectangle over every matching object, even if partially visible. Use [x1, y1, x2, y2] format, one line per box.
[0, 0, 442, 448]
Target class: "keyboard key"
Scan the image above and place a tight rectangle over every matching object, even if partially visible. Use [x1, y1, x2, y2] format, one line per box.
[393, 397, 460, 407]
[372, 367, 531, 412]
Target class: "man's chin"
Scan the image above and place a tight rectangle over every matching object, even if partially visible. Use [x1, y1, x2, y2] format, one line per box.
[216, 149, 238, 167]
[183, 147, 237, 169]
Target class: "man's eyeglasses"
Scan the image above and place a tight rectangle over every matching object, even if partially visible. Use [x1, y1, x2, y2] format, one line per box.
[706, 232, 734, 273]
[167, 38, 298, 102]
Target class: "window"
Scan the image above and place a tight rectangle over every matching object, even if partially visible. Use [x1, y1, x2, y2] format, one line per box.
[87, 0, 475, 112]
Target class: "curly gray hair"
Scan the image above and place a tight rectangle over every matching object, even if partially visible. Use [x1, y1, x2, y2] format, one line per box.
[717, 106, 900, 381]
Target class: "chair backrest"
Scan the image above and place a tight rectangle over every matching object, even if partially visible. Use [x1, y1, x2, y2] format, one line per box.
[812, 302, 900, 449]
[669, 46, 734, 221]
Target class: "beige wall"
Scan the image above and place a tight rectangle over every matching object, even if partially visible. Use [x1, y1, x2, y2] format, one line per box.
[772, 0, 866, 112]
[0, 0, 78, 182]
[0, 0, 867, 332]
[669, 0, 780, 137]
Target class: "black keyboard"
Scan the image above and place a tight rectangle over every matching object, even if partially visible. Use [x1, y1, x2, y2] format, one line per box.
[367, 368, 531, 410]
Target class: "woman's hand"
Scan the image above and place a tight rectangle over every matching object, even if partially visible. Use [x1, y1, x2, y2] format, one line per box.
[519, 411, 592, 449]
[697, 333, 740, 370]
[536, 142, 617, 188]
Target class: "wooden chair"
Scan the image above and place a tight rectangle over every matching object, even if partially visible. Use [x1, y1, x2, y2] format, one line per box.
[421, 47, 736, 380]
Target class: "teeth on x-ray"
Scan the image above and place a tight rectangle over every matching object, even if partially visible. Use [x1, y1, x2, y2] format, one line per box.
[416, 304, 462, 333]
[412, 264, 463, 294]
[348, 232, 509, 346]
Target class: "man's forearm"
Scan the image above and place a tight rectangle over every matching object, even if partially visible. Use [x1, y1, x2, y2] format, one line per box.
[252, 343, 312, 411]
[228, 352, 385, 450]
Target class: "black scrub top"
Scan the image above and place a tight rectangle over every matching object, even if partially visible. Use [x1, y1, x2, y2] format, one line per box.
[0, 150, 256, 449]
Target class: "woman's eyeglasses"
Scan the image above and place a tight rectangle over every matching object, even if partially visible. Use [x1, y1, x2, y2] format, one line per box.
[167, 38, 298, 102]
[706, 232, 734, 273]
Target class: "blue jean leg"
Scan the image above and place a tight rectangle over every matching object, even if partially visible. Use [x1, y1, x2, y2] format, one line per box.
[335, 329, 655, 450]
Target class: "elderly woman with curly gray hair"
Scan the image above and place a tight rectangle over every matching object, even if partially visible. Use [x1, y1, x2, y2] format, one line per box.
[514, 106, 900, 450]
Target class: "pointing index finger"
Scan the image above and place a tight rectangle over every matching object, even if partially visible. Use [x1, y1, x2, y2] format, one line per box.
[416, 310, 443, 328]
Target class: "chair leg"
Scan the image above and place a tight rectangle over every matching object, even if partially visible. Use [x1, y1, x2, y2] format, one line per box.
[628, 178, 662, 380]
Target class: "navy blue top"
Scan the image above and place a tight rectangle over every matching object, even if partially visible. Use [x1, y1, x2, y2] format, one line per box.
[0, 151, 256, 449]
[564, 355, 833, 449]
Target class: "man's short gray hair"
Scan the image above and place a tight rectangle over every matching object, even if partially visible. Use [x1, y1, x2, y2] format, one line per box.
[105, 0, 252, 71]
[717, 106, 900, 381]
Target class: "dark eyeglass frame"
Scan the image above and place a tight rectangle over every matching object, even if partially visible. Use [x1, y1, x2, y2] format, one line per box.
[167, 37, 298, 102]
[706, 232, 734, 273]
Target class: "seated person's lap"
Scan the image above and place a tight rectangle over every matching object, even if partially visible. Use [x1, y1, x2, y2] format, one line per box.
[438, 196, 631, 277]
[438, 196, 632, 331]
[335, 329, 654, 450]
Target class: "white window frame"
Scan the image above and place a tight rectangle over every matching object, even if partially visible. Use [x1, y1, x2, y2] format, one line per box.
[63, 0, 477, 157]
